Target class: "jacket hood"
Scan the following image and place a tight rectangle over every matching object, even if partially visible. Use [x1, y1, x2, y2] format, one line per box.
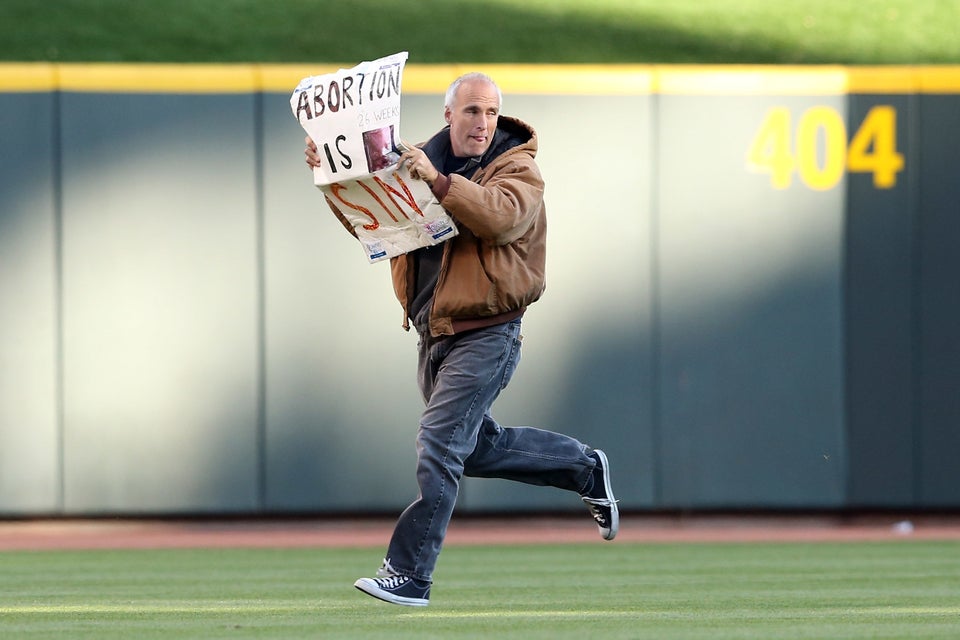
[420, 116, 537, 174]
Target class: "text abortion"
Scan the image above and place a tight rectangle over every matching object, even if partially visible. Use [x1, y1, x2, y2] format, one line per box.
[295, 62, 402, 121]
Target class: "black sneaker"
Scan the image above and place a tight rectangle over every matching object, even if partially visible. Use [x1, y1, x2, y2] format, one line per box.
[581, 449, 619, 540]
[354, 574, 431, 607]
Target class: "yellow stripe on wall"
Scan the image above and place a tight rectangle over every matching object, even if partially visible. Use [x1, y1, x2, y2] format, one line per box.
[259, 64, 349, 92]
[260, 64, 655, 95]
[846, 67, 918, 94]
[1, 63, 960, 95]
[918, 67, 960, 93]
[655, 65, 849, 95]
[432, 64, 656, 95]
[57, 64, 258, 93]
[0, 63, 58, 91]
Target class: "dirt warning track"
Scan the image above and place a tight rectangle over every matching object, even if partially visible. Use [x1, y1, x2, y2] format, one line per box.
[1, 514, 958, 551]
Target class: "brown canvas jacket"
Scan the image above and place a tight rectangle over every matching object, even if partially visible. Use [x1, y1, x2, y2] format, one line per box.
[392, 116, 547, 336]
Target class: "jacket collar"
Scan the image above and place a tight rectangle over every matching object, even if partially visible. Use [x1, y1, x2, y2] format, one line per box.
[420, 115, 534, 174]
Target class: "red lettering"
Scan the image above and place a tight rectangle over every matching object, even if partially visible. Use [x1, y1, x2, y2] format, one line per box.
[357, 181, 400, 223]
[374, 174, 424, 218]
[329, 183, 379, 230]
[327, 174, 426, 232]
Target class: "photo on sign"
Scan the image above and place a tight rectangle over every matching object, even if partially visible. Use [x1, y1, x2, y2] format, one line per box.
[363, 125, 401, 173]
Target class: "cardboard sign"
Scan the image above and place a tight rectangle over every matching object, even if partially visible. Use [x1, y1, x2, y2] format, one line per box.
[291, 52, 457, 263]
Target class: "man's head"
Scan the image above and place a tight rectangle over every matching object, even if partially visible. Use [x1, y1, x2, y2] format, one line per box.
[444, 72, 501, 158]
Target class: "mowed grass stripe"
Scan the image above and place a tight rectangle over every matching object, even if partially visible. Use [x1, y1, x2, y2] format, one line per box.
[1, 541, 959, 639]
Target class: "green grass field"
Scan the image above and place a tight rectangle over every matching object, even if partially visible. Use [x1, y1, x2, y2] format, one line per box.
[2, 541, 959, 639]
[2, 0, 959, 64]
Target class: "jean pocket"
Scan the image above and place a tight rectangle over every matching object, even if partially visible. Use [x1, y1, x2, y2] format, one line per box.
[500, 334, 522, 390]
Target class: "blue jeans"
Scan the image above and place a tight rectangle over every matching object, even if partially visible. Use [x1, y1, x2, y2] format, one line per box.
[384, 319, 596, 582]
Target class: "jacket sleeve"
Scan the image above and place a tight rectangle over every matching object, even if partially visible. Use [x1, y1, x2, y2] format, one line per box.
[440, 154, 545, 246]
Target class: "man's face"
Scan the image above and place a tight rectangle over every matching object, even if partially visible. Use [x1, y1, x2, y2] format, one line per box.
[445, 79, 500, 158]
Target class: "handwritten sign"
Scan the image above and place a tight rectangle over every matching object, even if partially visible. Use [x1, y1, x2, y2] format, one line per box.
[291, 52, 457, 263]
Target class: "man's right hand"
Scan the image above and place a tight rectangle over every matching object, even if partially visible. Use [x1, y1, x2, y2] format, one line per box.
[305, 136, 321, 168]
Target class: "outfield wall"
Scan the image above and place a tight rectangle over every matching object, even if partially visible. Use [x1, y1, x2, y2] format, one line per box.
[1, 64, 958, 516]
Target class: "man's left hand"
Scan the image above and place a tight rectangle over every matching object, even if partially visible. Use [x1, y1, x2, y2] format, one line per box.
[398, 141, 439, 186]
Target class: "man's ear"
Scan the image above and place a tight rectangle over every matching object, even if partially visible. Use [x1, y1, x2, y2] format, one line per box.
[444, 107, 452, 124]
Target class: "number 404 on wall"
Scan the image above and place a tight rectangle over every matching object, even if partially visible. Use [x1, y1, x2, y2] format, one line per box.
[747, 105, 904, 190]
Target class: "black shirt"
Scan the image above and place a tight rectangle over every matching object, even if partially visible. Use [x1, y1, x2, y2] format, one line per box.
[408, 149, 482, 331]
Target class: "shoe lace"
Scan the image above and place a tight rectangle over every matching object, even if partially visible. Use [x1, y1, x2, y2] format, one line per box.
[376, 558, 400, 578]
[582, 496, 619, 524]
[376, 575, 409, 589]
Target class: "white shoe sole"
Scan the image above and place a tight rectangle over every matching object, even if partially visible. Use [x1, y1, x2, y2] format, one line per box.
[593, 449, 619, 540]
